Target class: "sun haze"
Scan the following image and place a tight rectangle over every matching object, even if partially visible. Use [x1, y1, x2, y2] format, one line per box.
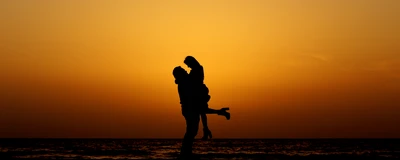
[1, 0, 399, 138]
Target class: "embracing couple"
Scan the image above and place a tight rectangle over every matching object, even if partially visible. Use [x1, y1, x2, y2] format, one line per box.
[172, 56, 231, 158]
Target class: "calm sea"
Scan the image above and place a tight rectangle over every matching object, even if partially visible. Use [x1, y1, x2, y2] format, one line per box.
[0, 139, 399, 159]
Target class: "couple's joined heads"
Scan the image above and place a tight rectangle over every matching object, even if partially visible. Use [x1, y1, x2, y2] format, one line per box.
[173, 56, 200, 83]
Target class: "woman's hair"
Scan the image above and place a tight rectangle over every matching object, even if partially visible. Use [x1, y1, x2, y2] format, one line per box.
[184, 56, 201, 68]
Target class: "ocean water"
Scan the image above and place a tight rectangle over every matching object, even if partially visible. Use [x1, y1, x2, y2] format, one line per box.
[0, 139, 399, 159]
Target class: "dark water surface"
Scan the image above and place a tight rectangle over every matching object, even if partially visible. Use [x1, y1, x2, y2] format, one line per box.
[1, 139, 399, 159]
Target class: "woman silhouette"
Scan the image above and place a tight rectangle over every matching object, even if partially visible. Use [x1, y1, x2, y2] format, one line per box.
[184, 56, 230, 140]
[173, 65, 230, 157]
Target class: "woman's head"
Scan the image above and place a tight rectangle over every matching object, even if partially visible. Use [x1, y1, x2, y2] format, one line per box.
[184, 56, 201, 68]
[173, 66, 188, 83]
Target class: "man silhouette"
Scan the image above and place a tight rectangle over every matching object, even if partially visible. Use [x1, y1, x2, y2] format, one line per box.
[173, 66, 199, 158]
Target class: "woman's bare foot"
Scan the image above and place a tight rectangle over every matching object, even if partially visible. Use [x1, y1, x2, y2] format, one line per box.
[218, 109, 230, 120]
[202, 128, 212, 140]
[224, 112, 230, 120]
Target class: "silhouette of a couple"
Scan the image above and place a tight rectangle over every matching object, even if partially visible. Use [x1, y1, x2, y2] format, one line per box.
[173, 56, 230, 158]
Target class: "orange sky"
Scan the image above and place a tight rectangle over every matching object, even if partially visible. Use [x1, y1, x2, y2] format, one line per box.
[1, 0, 399, 138]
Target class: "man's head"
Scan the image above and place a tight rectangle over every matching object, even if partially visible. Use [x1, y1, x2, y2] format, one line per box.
[173, 66, 188, 82]
[184, 56, 200, 68]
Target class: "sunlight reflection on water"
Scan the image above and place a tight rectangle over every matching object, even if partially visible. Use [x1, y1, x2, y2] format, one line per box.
[1, 139, 399, 159]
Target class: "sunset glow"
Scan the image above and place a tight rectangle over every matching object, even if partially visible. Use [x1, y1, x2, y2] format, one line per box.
[1, 0, 399, 138]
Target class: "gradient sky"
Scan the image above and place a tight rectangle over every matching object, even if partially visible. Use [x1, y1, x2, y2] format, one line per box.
[1, 0, 399, 138]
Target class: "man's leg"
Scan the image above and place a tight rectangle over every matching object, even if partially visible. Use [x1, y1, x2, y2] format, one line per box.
[181, 112, 200, 156]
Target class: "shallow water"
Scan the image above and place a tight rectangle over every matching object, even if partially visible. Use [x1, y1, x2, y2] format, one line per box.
[1, 139, 399, 159]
